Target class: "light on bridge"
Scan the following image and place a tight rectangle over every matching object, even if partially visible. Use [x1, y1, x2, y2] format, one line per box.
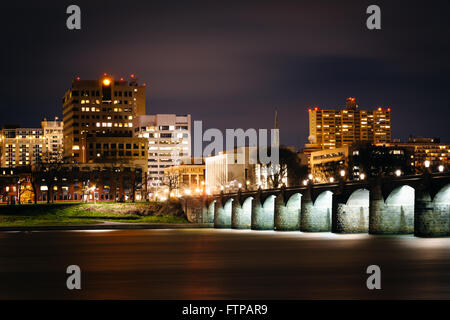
[424, 160, 431, 168]
[438, 165, 445, 172]
[360, 173, 365, 180]
[395, 169, 402, 177]
[340, 170, 346, 177]
[303, 179, 308, 186]
[329, 177, 335, 183]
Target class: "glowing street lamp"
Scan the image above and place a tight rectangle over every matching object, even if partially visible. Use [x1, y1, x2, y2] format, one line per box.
[395, 169, 402, 177]
[329, 177, 335, 183]
[303, 179, 308, 186]
[340, 170, 346, 177]
[438, 165, 444, 172]
[238, 183, 242, 189]
[360, 173, 365, 180]
[308, 174, 313, 180]
[184, 189, 191, 196]
[424, 160, 431, 168]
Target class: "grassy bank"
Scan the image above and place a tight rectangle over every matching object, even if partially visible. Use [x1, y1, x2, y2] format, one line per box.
[0, 201, 189, 227]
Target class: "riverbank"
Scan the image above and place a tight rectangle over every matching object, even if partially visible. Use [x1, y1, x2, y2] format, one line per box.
[0, 201, 191, 229]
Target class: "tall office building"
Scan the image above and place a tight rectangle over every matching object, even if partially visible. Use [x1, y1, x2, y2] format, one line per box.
[134, 114, 191, 188]
[62, 74, 147, 163]
[308, 97, 391, 150]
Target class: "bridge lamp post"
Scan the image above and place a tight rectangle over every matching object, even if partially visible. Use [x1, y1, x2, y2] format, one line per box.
[424, 160, 431, 168]
[302, 179, 308, 186]
[395, 169, 402, 177]
[438, 165, 445, 173]
[360, 173, 365, 180]
[340, 170, 346, 178]
[329, 177, 335, 183]
[308, 174, 313, 182]
[238, 183, 242, 190]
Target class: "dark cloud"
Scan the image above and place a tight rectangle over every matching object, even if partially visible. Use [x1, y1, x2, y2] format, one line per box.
[0, 0, 449, 149]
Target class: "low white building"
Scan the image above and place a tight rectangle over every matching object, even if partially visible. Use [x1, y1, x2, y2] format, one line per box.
[205, 146, 279, 193]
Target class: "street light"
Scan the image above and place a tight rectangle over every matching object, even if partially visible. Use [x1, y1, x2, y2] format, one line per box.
[308, 174, 313, 180]
[395, 169, 402, 177]
[438, 165, 444, 172]
[238, 183, 242, 189]
[184, 189, 191, 195]
[329, 177, 335, 183]
[424, 160, 430, 168]
[303, 179, 308, 186]
[360, 173, 365, 180]
[340, 170, 346, 177]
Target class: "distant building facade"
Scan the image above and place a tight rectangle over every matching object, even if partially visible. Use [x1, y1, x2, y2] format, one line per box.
[308, 97, 391, 150]
[205, 147, 281, 193]
[163, 161, 205, 196]
[0, 119, 64, 168]
[62, 74, 146, 163]
[379, 136, 450, 170]
[134, 114, 191, 189]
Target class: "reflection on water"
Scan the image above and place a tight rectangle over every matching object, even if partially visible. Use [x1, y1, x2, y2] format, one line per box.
[0, 228, 449, 299]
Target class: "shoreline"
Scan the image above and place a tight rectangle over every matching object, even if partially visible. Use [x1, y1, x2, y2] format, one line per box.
[0, 222, 213, 232]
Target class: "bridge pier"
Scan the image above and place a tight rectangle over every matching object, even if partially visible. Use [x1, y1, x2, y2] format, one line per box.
[251, 193, 274, 230]
[231, 195, 252, 229]
[333, 189, 369, 233]
[369, 183, 414, 234]
[300, 189, 331, 232]
[214, 197, 232, 228]
[274, 192, 301, 231]
[415, 188, 450, 237]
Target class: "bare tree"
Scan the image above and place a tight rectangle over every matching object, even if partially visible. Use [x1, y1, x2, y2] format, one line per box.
[163, 172, 180, 195]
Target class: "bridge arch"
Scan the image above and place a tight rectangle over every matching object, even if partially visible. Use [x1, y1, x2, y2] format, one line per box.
[232, 196, 252, 229]
[336, 188, 369, 233]
[274, 193, 301, 231]
[414, 184, 450, 237]
[214, 197, 233, 228]
[301, 190, 332, 232]
[206, 200, 215, 223]
[251, 194, 275, 230]
[371, 185, 415, 234]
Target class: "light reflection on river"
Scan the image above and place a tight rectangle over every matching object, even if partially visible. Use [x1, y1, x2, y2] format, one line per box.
[0, 229, 449, 299]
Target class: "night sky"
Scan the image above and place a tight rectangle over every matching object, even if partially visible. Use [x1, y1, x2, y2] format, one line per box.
[1, 0, 449, 149]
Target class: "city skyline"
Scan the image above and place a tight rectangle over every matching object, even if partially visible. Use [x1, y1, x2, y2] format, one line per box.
[1, 0, 449, 149]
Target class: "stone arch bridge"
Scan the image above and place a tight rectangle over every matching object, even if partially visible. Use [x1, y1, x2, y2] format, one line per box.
[185, 172, 450, 237]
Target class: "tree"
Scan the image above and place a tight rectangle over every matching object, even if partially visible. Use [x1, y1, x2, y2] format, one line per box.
[163, 172, 180, 196]
[349, 143, 414, 178]
[262, 146, 308, 188]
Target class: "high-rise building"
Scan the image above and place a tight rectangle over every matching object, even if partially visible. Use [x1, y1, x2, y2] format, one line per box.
[133, 114, 191, 188]
[41, 118, 64, 162]
[62, 74, 147, 163]
[0, 119, 64, 168]
[308, 97, 391, 150]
